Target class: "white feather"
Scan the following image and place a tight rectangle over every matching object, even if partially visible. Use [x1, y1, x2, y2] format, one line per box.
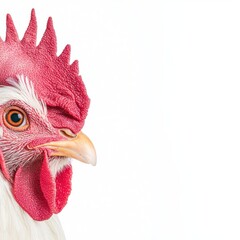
[0, 75, 47, 118]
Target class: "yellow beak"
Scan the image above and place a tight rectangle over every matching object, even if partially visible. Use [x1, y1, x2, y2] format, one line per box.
[40, 132, 97, 166]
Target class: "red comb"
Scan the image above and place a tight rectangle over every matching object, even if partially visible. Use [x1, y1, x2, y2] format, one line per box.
[0, 9, 90, 133]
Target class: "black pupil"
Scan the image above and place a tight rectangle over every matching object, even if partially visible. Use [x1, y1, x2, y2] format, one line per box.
[11, 113, 22, 123]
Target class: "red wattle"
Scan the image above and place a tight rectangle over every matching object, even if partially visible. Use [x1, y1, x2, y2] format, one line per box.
[13, 156, 52, 220]
[13, 151, 72, 221]
[40, 151, 72, 214]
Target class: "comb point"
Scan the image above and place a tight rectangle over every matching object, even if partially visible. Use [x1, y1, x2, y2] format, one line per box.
[6, 14, 19, 42]
[37, 16, 57, 57]
[70, 60, 79, 74]
[21, 8, 37, 46]
[58, 44, 71, 64]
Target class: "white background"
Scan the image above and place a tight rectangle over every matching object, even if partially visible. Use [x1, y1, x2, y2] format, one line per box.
[1, 0, 240, 239]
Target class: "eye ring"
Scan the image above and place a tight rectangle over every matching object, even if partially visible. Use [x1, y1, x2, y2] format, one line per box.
[3, 106, 29, 131]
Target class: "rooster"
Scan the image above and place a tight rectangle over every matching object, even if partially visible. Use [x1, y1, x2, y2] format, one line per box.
[0, 9, 96, 240]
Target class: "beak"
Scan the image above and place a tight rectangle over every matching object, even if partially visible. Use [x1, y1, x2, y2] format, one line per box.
[40, 132, 97, 166]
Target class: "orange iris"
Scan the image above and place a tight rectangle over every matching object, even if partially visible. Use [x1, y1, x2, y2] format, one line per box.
[4, 106, 29, 131]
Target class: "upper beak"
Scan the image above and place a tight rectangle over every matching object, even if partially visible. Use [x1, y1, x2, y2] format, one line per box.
[39, 132, 97, 166]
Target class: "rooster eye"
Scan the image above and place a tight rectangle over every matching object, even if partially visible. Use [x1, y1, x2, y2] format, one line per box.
[3, 107, 29, 131]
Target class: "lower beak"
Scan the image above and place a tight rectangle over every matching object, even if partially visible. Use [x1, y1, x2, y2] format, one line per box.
[40, 132, 97, 166]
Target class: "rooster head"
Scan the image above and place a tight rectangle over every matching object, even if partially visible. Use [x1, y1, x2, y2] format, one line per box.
[0, 10, 96, 221]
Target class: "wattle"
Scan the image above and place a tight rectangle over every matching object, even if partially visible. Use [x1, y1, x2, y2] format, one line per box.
[13, 150, 72, 221]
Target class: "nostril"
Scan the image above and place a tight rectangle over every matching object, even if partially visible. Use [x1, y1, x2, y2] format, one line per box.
[59, 129, 77, 139]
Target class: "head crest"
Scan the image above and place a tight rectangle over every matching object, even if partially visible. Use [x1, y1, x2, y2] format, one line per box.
[0, 9, 90, 133]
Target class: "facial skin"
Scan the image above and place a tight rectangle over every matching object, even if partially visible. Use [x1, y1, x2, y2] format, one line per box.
[0, 100, 68, 178]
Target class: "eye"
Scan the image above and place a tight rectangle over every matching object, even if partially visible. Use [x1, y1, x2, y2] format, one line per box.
[3, 107, 29, 131]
